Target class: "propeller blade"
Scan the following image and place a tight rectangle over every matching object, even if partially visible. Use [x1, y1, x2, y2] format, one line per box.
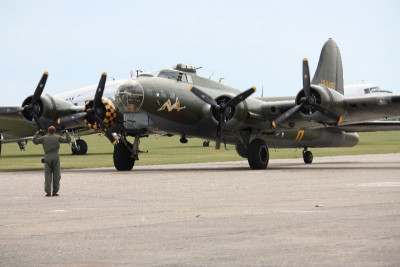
[190, 86, 218, 107]
[225, 87, 256, 108]
[272, 104, 302, 128]
[215, 114, 223, 151]
[312, 103, 343, 124]
[31, 72, 49, 105]
[93, 72, 107, 108]
[302, 58, 311, 101]
[31, 112, 43, 130]
[57, 112, 87, 126]
[0, 106, 24, 115]
[94, 114, 117, 144]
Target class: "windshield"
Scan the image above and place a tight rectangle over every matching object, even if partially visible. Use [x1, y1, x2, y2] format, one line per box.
[364, 87, 393, 94]
[157, 71, 193, 84]
[157, 71, 178, 80]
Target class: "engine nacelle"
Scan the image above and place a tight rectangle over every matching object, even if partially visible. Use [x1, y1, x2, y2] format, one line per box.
[83, 98, 117, 130]
[295, 85, 345, 123]
[206, 94, 247, 129]
[21, 94, 78, 122]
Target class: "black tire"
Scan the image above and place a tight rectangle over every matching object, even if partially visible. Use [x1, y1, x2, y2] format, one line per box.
[303, 151, 313, 164]
[71, 139, 88, 155]
[235, 143, 248, 158]
[113, 141, 135, 171]
[247, 139, 269, 169]
[202, 141, 210, 147]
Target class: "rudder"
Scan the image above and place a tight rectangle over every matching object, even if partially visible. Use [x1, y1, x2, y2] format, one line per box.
[311, 38, 344, 95]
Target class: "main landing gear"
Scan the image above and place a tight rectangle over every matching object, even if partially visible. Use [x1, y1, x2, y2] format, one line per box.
[70, 129, 88, 155]
[303, 147, 313, 164]
[113, 134, 140, 171]
[71, 139, 88, 155]
[247, 138, 269, 169]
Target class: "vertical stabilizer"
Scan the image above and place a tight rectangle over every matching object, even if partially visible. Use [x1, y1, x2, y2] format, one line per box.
[311, 38, 344, 95]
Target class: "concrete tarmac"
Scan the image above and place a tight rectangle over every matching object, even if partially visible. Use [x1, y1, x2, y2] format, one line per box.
[1, 153, 400, 266]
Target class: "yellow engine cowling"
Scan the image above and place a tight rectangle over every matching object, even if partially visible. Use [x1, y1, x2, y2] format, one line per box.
[83, 98, 117, 130]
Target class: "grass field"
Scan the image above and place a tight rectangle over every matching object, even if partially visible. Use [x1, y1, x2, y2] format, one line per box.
[0, 131, 399, 171]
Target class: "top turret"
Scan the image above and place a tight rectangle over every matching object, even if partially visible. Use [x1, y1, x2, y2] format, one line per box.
[173, 63, 197, 73]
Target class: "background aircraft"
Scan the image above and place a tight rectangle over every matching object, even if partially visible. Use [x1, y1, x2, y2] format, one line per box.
[0, 79, 126, 154]
[345, 84, 394, 97]
[1, 38, 400, 170]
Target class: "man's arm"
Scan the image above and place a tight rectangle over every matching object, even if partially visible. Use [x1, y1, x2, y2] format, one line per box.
[32, 131, 43, 145]
[59, 131, 71, 144]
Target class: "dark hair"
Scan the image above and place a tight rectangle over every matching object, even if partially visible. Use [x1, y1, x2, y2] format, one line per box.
[48, 126, 56, 134]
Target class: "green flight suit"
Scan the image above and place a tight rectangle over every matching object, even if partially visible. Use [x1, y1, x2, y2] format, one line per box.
[33, 132, 71, 194]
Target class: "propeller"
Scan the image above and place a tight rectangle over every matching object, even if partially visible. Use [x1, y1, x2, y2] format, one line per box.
[23, 72, 48, 130]
[0, 72, 48, 130]
[190, 86, 256, 151]
[57, 73, 117, 144]
[272, 58, 342, 128]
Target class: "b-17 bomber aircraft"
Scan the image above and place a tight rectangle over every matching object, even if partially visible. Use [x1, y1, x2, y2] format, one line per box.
[1, 38, 400, 170]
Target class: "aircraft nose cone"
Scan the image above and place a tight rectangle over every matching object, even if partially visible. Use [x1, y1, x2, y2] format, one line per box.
[115, 80, 145, 113]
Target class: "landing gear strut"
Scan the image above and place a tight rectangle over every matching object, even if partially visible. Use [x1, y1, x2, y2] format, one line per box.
[17, 141, 26, 151]
[247, 138, 269, 169]
[303, 147, 313, 164]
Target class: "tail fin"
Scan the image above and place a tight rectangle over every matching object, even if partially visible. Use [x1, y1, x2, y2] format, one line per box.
[311, 38, 344, 95]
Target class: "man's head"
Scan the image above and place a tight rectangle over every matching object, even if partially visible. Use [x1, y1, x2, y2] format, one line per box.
[48, 126, 56, 134]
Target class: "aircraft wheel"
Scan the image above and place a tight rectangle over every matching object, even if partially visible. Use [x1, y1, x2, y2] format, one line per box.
[303, 150, 313, 164]
[71, 139, 88, 155]
[247, 139, 269, 169]
[113, 141, 135, 171]
[235, 143, 248, 158]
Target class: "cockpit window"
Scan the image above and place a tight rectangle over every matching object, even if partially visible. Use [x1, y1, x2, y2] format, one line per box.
[157, 71, 178, 80]
[186, 74, 193, 84]
[157, 71, 193, 84]
[364, 87, 393, 94]
[177, 73, 187, 82]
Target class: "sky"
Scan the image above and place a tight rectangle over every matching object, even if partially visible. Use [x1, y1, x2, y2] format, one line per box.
[1, 0, 400, 105]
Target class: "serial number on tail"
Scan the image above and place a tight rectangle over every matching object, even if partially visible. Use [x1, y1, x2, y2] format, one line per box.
[321, 80, 336, 89]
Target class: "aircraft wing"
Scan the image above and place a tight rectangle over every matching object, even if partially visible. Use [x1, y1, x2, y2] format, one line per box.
[0, 113, 38, 139]
[260, 94, 400, 131]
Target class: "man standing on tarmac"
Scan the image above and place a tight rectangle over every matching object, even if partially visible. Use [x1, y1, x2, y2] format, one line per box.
[33, 126, 71, 197]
